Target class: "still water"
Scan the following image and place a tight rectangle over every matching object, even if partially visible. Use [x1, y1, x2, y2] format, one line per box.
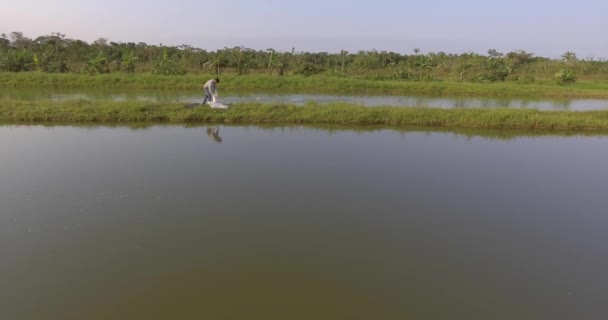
[1, 125, 607, 319]
[3, 87, 608, 110]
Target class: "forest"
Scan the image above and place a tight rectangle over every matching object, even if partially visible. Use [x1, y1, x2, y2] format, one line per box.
[2, 32, 606, 84]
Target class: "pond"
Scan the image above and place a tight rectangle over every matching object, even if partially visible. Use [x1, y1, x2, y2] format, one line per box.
[3, 87, 608, 110]
[1, 125, 607, 319]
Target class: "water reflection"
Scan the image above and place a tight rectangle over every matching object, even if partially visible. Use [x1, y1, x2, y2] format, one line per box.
[1, 125, 608, 319]
[206, 126, 223, 143]
[552, 100, 572, 110]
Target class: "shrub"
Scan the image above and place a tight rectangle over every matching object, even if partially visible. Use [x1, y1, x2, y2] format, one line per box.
[555, 69, 576, 84]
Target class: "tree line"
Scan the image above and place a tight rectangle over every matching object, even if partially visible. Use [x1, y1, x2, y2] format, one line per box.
[2, 32, 607, 83]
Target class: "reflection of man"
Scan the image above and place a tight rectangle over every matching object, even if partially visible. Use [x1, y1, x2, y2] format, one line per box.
[206, 126, 222, 143]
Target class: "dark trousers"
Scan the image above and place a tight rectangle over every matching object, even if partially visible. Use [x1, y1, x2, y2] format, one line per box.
[203, 93, 212, 104]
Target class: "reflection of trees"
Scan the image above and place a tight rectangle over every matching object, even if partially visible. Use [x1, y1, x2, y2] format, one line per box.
[480, 99, 492, 108]
[453, 99, 467, 108]
[206, 126, 222, 143]
[414, 97, 425, 107]
[552, 100, 572, 110]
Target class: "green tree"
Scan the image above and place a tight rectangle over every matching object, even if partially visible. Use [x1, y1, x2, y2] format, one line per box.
[555, 51, 578, 84]
[562, 51, 578, 65]
[121, 51, 138, 73]
[9, 32, 32, 49]
[229, 46, 252, 75]
[266, 48, 275, 73]
[0, 33, 9, 48]
[84, 51, 110, 74]
[0, 49, 33, 72]
[275, 52, 290, 76]
[554, 69, 576, 84]
[152, 48, 186, 75]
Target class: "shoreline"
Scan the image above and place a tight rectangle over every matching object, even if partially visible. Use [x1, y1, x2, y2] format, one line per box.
[3, 73, 608, 99]
[2, 100, 608, 131]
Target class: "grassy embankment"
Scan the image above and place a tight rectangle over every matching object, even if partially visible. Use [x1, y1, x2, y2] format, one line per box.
[3, 72, 608, 98]
[3, 72, 608, 131]
[2, 99, 608, 131]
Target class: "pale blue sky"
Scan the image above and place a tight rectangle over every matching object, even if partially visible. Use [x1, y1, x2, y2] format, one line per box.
[1, 0, 607, 58]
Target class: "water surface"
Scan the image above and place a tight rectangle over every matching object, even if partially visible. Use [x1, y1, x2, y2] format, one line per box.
[1, 125, 607, 320]
[3, 87, 608, 110]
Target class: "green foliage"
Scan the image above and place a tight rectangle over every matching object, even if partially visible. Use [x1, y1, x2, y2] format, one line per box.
[121, 51, 139, 73]
[229, 46, 253, 75]
[203, 52, 227, 76]
[340, 50, 348, 76]
[0, 33, 9, 48]
[4, 99, 608, 131]
[487, 59, 511, 81]
[562, 51, 578, 65]
[393, 62, 412, 80]
[5, 73, 608, 99]
[555, 69, 577, 84]
[152, 48, 186, 75]
[294, 62, 323, 76]
[83, 52, 110, 74]
[3, 31, 608, 82]
[266, 49, 275, 73]
[33, 53, 43, 71]
[0, 49, 33, 72]
[274, 53, 290, 76]
[9, 32, 32, 49]
[48, 59, 68, 73]
[409, 54, 437, 81]
[487, 49, 503, 58]
[509, 75, 537, 84]
[353, 50, 385, 69]
[33, 52, 68, 73]
[506, 50, 534, 66]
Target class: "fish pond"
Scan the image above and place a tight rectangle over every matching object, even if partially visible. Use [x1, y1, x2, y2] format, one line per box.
[4, 87, 608, 110]
[1, 124, 607, 320]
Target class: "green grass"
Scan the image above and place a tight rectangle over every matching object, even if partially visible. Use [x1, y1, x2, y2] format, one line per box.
[3, 99, 608, 131]
[3, 72, 608, 98]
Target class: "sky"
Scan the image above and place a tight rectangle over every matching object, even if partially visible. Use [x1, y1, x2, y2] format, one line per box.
[1, 0, 607, 58]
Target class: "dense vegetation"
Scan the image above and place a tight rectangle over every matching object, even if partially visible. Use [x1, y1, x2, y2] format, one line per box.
[1, 32, 606, 83]
[3, 99, 608, 131]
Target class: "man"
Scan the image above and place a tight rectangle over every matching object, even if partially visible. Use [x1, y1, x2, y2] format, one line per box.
[203, 78, 220, 104]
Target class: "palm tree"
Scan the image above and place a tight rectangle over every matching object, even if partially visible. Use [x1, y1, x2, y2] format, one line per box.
[121, 51, 138, 73]
[266, 48, 275, 73]
[562, 51, 577, 65]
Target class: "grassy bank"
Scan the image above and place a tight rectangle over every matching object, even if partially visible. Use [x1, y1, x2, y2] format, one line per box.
[3, 72, 608, 98]
[2, 99, 608, 131]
